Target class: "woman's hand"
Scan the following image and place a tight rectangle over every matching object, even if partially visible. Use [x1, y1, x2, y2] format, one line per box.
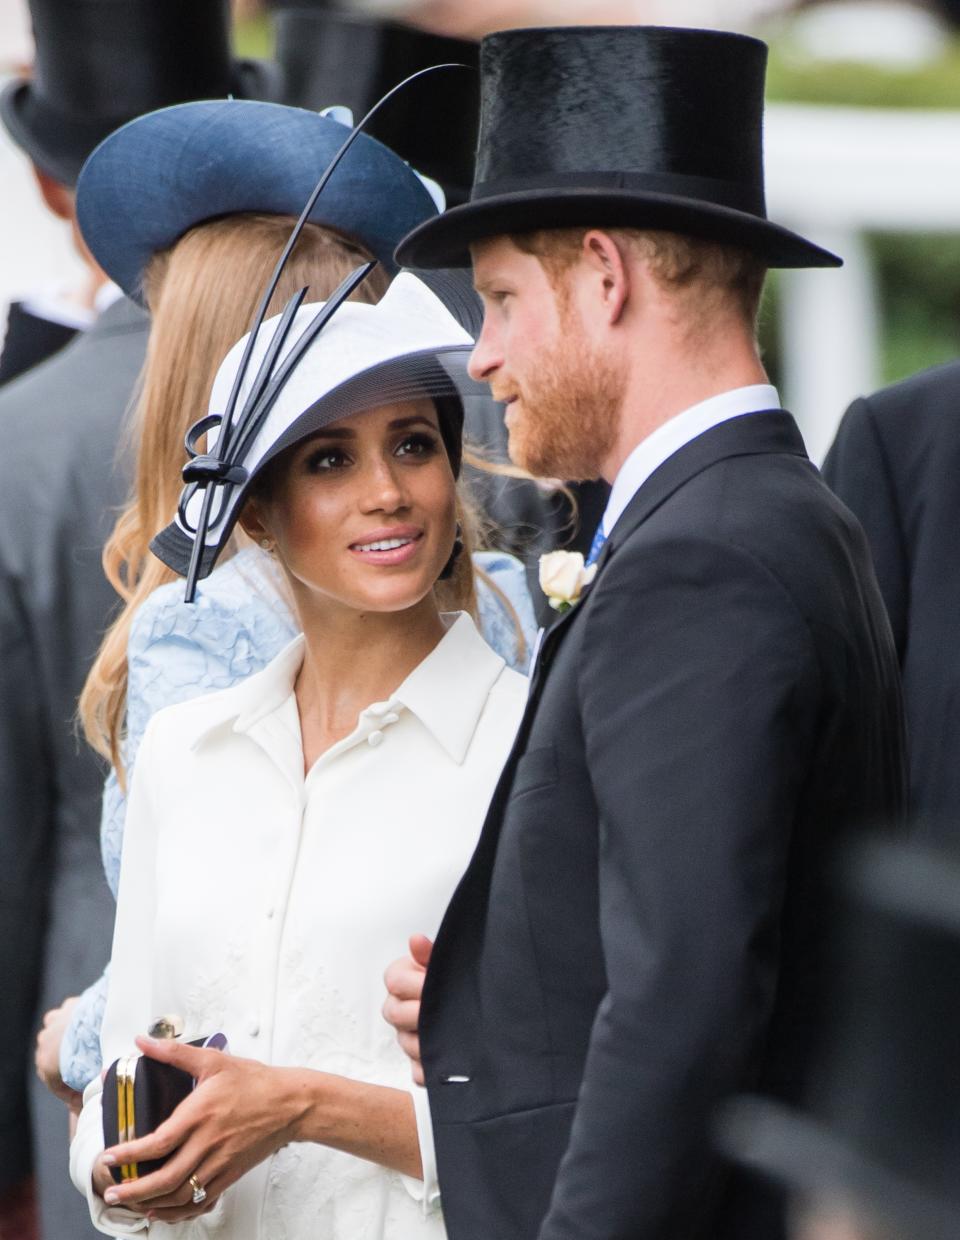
[382, 935, 432, 1085]
[35, 997, 83, 1112]
[99, 1037, 304, 1224]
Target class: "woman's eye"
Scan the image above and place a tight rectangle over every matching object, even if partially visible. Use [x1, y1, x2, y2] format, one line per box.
[305, 447, 349, 471]
[395, 433, 439, 458]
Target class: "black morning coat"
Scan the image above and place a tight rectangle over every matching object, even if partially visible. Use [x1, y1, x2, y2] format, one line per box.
[822, 360, 960, 844]
[420, 410, 906, 1240]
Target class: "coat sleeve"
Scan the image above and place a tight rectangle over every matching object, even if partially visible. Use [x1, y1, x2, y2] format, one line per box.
[821, 397, 908, 659]
[537, 536, 821, 1240]
[69, 720, 164, 1235]
[0, 568, 52, 1192]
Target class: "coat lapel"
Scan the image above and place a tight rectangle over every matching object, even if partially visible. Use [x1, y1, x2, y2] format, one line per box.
[434, 411, 809, 940]
[530, 411, 807, 692]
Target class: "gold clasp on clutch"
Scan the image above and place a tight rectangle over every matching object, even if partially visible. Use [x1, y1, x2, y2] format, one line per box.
[116, 1056, 138, 1181]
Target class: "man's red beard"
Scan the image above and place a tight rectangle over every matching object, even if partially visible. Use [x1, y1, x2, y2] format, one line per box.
[504, 327, 623, 482]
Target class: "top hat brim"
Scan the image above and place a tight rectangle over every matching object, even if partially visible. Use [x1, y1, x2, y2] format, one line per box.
[0, 62, 277, 189]
[718, 1096, 960, 1240]
[395, 188, 842, 271]
[0, 78, 102, 186]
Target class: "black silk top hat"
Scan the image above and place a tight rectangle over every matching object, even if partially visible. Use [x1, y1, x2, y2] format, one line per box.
[0, 0, 274, 188]
[719, 839, 960, 1240]
[396, 25, 841, 270]
[272, 9, 479, 207]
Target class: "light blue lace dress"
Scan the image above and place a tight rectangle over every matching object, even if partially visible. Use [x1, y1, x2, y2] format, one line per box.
[60, 546, 536, 1090]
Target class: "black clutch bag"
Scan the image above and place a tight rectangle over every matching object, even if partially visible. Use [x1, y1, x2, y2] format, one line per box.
[102, 1028, 227, 1185]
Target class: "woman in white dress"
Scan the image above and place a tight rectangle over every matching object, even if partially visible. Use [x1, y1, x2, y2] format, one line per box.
[69, 274, 527, 1238]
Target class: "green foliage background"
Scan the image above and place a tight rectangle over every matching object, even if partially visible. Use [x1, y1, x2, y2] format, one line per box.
[764, 42, 960, 385]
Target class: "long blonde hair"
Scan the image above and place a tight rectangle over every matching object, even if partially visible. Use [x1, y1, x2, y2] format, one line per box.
[79, 213, 390, 772]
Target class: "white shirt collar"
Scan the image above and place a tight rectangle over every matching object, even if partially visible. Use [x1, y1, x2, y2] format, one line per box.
[188, 611, 506, 766]
[601, 384, 780, 539]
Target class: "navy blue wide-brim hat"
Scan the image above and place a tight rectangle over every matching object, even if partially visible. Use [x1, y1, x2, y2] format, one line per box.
[76, 98, 439, 302]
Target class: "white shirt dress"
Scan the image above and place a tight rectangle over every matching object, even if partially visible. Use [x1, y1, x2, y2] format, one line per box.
[71, 613, 527, 1240]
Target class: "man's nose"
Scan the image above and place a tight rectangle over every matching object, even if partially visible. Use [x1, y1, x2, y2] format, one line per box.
[468, 320, 502, 383]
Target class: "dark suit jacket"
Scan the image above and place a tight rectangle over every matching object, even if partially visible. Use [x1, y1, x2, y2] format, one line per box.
[822, 361, 960, 841]
[0, 297, 148, 1229]
[421, 411, 906, 1240]
[0, 301, 80, 387]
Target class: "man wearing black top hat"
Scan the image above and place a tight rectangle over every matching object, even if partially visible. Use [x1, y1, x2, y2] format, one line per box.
[384, 25, 907, 1240]
[0, 3, 272, 1235]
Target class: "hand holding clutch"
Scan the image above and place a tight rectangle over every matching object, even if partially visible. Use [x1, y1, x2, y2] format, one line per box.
[101, 1018, 227, 1185]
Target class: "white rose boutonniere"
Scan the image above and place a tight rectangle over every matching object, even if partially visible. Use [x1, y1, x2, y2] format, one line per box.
[539, 550, 597, 614]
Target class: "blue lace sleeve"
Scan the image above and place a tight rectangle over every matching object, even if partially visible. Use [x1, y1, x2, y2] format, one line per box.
[473, 550, 538, 673]
[62, 552, 298, 1088]
[59, 966, 110, 1093]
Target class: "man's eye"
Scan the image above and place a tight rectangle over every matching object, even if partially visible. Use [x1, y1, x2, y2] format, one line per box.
[396, 433, 439, 458]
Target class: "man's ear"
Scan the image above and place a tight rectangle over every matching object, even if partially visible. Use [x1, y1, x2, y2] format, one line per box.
[581, 230, 629, 326]
[32, 166, 75, 221]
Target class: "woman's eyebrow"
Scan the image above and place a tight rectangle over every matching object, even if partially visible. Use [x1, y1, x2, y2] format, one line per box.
[389, 415, 437, 430]
[306, 426, 355, 440]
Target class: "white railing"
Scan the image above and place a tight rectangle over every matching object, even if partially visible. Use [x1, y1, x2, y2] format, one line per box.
[765, 103, 960, 461]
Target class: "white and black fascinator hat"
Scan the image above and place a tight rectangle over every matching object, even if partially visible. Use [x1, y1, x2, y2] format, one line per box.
[151, 273, 483, 597]
[138, 63, 481, 603]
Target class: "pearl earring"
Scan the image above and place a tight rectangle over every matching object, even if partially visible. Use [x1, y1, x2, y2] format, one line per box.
[260, 538, 273, 552]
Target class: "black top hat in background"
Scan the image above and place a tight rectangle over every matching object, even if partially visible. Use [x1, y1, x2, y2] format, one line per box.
[0, 0, 277, 187]
[397, 25, 842, 270]
[271, 8, 479, 206]
[719, 838, 960, 1240]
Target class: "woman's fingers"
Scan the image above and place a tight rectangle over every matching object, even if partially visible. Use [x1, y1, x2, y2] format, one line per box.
[134, 1034, 222, 1078]
[104, 1129, 212, 1208]
[104, 1088, 202, 1176]
[381, 994, 421, 1034]
[397, 1030, 420, 1062]
[140, 1155, 234, 1215]
[383, 956, 426, 1003]
[34, 997, 83, 1106]
[409, 934, 434, 968]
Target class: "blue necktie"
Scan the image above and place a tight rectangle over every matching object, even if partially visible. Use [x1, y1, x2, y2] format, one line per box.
[586, 523, 607, 567]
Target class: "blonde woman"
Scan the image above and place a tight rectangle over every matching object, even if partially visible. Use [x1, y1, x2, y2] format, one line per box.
[70, 274, 527, 1238]
[37, 101, 535, 1107]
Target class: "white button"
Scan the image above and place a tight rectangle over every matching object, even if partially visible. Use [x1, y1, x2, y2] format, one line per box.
[367, 730, 384, 747]
[248, 1018, 260, 1038]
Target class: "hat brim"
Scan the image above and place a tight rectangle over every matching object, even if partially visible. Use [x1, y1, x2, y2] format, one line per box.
[0, 79, 99, 185]
[718, 1096, 960, 1240]
[151, 343, 480, 583]
[395, 187, 842, 270]
[76, 99, 438, 302]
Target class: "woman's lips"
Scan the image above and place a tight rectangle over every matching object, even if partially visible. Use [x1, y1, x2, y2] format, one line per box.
[349, 529, 424, 566]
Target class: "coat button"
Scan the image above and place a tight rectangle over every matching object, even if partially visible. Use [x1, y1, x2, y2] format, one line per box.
[367, 730, 384, 747]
